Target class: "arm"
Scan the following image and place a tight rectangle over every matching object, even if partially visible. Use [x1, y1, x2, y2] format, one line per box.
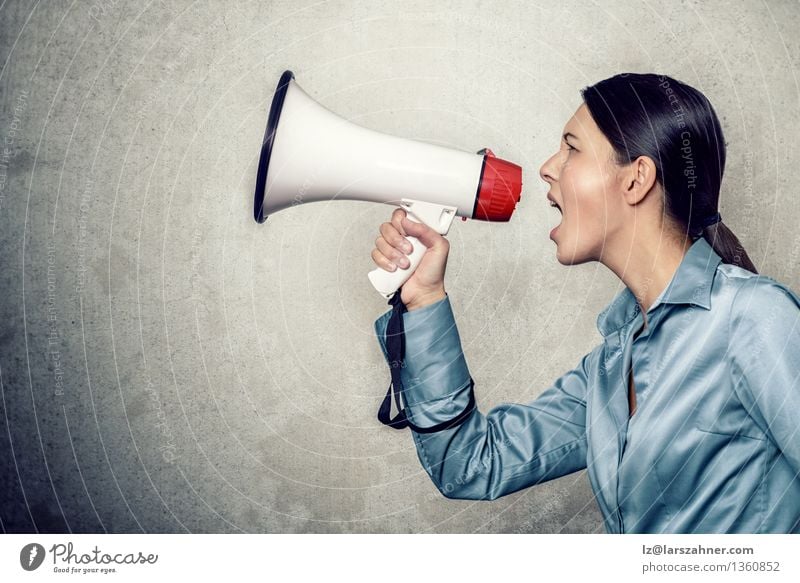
[729, 277, 800, 473]
[374, 294, 597, 501]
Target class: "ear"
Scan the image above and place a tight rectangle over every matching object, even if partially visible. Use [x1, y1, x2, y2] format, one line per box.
[621, 155, 658, 205]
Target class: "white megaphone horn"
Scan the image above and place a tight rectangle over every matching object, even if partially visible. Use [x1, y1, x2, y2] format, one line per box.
[254, 70, 523, 298]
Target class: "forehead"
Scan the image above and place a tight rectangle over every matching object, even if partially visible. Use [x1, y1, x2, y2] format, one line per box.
[563, 103, 597, 138]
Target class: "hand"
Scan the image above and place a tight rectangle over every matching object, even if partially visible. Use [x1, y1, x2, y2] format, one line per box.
[371, 207, 449, 310]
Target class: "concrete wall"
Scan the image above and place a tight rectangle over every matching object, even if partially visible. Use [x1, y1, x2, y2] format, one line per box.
[1, 0, 798, 533]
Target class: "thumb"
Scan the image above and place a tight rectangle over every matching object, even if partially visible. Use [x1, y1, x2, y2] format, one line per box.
[401, 217, 445, 250]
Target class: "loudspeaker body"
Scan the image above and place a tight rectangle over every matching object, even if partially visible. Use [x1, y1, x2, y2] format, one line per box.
[254, 70, 523, 297]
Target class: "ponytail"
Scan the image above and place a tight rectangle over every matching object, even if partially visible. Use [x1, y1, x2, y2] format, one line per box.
[700, 220, 758, 274]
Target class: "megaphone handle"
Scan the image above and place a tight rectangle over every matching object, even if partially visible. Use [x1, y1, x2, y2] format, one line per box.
[368, 199, 458, 298]
[367, 213, 430, 298]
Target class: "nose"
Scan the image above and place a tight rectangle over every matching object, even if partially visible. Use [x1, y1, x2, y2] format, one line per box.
[539, 150, 561, 185]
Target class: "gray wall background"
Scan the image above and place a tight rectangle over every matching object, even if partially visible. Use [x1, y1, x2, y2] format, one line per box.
[1, 0, 799, 533]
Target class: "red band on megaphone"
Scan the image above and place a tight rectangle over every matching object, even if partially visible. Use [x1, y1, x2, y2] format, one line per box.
[472, 153, 522, 222]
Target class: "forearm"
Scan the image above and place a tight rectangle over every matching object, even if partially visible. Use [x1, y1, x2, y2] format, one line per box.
[374, 293, 472, 428]
[374, 294, 590, 501]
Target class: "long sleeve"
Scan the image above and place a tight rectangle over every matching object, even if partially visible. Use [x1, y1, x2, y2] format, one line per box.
[730, 277, 800, 473]
[374, 294, 597, 501]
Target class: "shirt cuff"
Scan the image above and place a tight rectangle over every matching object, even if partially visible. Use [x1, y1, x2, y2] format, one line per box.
[374, 294, 473, 429]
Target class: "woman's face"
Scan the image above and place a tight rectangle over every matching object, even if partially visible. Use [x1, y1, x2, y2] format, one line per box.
[539, 103, 626, 265]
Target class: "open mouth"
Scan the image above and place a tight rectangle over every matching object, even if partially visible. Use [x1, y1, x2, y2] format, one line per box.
[548, 197, 563, 219]
[547, 192, 562, 214]
[547, 195, 563, 239]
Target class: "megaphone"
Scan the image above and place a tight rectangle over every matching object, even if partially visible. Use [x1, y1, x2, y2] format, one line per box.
[254, 70, 523, 298]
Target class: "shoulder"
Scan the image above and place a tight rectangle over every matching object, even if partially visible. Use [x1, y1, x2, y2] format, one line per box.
[715, 263, 800, 344]
[717, 263, 800, 313]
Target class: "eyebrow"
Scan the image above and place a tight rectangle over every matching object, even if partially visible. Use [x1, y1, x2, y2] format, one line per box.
[563, 132, 580, 143]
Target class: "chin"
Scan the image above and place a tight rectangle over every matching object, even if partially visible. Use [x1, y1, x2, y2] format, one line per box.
[555, 251, 576, 266]
[552, 245, 569, 265]
[553, 242, 593, 266]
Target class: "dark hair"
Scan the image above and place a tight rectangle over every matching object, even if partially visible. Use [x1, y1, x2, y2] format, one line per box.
[580, 73, 758, 274]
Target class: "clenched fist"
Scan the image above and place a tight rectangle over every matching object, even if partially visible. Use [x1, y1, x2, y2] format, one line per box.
[371, 208, 449, 310]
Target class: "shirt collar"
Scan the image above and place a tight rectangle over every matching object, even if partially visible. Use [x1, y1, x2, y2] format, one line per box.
[596, 237, 723, 337]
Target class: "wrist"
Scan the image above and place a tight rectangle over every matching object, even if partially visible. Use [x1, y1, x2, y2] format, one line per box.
[406, 289, 447, 311]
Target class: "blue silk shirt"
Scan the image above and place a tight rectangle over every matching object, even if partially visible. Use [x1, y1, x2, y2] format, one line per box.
[374, 237, 800, 533]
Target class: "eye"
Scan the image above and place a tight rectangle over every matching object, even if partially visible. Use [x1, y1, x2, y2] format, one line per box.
[565, 143, 577, 152]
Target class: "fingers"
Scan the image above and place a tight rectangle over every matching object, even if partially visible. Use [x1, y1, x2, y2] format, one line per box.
[379, 221, 413, 254]
[371, 248, 398, 272]
[400, 216, 449, 251]
[375, 235, 411, 269]
[371, 207, 450, 275]
[373, 211, 413, 271]
[391, 208, 407, 236]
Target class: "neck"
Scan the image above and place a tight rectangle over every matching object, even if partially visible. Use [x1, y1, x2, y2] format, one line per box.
[602, 230, 694, 316]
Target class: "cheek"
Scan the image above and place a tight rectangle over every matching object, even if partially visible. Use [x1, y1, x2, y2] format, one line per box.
[561, 158, 612, 221]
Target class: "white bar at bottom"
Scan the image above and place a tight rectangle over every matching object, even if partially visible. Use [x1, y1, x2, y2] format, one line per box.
[1, 533, 797, 582]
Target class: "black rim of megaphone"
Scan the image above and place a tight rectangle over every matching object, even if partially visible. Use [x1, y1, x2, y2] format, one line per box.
[254, 69, 295, 223]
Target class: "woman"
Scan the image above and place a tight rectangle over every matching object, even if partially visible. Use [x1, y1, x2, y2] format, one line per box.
[371, 73, 800, 534]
